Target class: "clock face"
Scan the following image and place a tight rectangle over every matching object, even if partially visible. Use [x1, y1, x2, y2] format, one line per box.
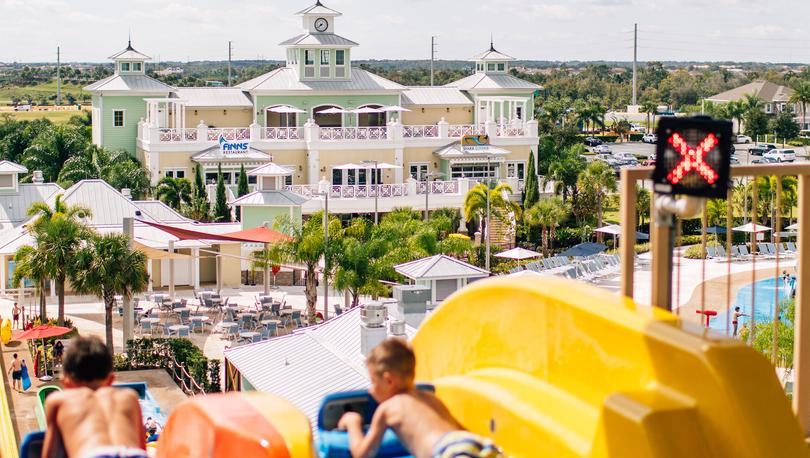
[314, 18, 328, 32]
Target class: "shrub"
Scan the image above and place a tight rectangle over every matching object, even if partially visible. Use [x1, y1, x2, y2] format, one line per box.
[683, 242, 722, 259]
[115, 338, 221, 393]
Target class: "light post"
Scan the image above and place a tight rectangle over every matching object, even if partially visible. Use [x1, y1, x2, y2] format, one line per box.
[423, 172, 444, 222]
[361, 160, 379, 225]
[316, 189, 330, 320]
[485, 155, 492, 271]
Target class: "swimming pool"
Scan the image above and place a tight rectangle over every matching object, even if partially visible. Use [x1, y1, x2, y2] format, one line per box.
[708, 277, 794, 334]
[114, 382, 167, 427]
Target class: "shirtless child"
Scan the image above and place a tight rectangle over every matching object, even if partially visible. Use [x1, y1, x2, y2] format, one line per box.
[338, 338, 502, 458]
[43, 336, 147, 458]
[7, 353, 21, 392]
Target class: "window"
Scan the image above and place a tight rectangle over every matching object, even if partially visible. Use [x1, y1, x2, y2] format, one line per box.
[113, 110, 125, 127]
[497, 63, 505, 71]
[120, 62, 130, 72]
[304, 50, 314, 65]
[487, 63, 496, 71]
[409, 163, 429, 181]
[516, 106, 523, 120]
[506, 161, 526, 180]
[280, 166, 295, 186]
[336, 50, 345, 66]
[0, 174, 13, 189]
[164, 169, 186, 179]
[321, 50, 330, 65]
[205, 172, 218, 184]
[766, 103, 773, 113]
[132, 62, 142, 72]
[332, 169, 341, 185]
[450, 163, 497, 180]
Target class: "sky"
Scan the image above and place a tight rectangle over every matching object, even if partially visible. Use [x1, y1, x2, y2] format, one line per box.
[2, 0, 810, 63]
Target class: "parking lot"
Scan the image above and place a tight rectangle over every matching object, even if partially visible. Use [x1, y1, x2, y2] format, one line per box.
[587, 141, 808, 165]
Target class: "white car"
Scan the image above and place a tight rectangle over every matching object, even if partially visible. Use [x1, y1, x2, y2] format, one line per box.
[735, 135, 752, 144]
[630, 124, 646, 133]
[593, 144, 612, 154]
[613, 152, 637, 162]
[641, 133, 657, 144]
[763, 148, 797, 163]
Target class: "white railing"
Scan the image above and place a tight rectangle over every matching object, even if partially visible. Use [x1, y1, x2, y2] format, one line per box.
[157, 128, 198, 142]
[497, 125, 526, 137]
[207, 128, 250, 142]
[329, 184, 408, 198]
[319, 127, 388, 141]
[402, 125, 439, 138]
[285, 184, 320, 198]
[416, 181, 460, 195]
[448, 124, 486, 137]
[263, 127, 302, 140]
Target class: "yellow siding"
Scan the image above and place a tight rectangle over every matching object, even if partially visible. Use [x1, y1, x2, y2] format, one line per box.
[219, 243, 242, 287]
[318, 149, 397, 183]
[185, 108, 254, 128]
[200, 252, 217, 284]
[402, 106, 473, 125]
[157, 152, 197, 175]
[268, 149, 308, 184]
[402, 147, 441, 173]
[151, 259, 162, 287]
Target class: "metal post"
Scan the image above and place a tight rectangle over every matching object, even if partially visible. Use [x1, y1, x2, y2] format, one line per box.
[651, 196, 674, 311]
[168, 239, 175, 301]
[485, 156, 492, 272]
[227, 41, 232, 87]
[430, 36, 436, 87]
[632, 24, 637, 106]
[373, 162, 379, 225]
[424, 175, 430, 222]
[619, 171, 636, 298]
[122, 217, 134, 345]
[323, 192, 329, 320]
[56, 46, 61, 106]
[263, 242, 269, 296]
[794, 174, 810, 434]
[216, 254, 222, 295]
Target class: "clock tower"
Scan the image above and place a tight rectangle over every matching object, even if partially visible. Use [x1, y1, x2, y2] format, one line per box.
[298, 0, 341, 34]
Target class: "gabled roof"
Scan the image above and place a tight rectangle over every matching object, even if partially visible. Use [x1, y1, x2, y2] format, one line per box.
[108, 41, 152, 61]
[279, 33, 358, 47]
[395, 254, 489, 280]
[471, 44, 515, 62]
[247, 163, 295, 177]
[191, 146, 272, 163]
[84, 74, 174, 93]
[295, 0, 341, 16]
[173, 88, 252, 108]
[59, 180, 150, 226]
[236, 67, 404, 93]
[445, 73, 540, 91]
[0, 183, 62, 225]
[401, 87, 473, 106]
[231, 190, 309, 206]
[224, 307, 415, 432]
[706, 80, 793, 103]
[133, 200, 191, 224]
[0, 161, 27, 173]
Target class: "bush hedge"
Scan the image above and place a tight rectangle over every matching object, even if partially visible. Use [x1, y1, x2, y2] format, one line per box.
[114, 338, 221, 393]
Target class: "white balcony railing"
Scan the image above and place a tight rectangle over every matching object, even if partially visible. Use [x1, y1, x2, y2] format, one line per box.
[319, 127, 388, 141]
[207, 128, 250, 142]
[448, 124, 486, 137]
[403, 125, 439, 138]
[497, 125, 526, 137]
[158, 128, 198, 142]
[263, 127, 302, 140]
[285, 184, 320, 198]
[416, 180, 460, 195]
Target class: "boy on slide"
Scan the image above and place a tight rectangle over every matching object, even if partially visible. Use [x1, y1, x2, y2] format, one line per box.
[338, 338, 503, 458]
[43, 336, 147, 458]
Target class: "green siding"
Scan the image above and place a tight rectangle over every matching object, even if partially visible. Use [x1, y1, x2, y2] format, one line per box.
[241, 205, 302, 233]
[241, 376, 255, 392]
[294, 48, 352, 81]
[256, 93, 399, 128]
[99, 96, 148, 156]
[478, 92, 536, 123]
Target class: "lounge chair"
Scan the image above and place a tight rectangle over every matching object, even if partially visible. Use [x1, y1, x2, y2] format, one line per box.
[787, 242, 798, 253]
[738, 245, 753, 258]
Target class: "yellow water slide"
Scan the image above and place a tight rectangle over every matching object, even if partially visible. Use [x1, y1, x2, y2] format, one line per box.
[412, 277, 808, 457]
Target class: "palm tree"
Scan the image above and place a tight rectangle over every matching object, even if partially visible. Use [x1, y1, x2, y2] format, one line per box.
[789, 81, 810, 130]
[70, 234, 149, 354]
[756, 176, 798, 228]
[27, 194, 92, 325]
[725, 100, 746, 135]
[706, 198, 727, 243]
[577, 161, 617, 243]
[155, 177, 192, 210]
[11, 244, 50, 321]
[463, 183, 522, 243]
[20, 124, 88, 183]
[250, 243, 288, 291]
[58, 145, 150, 197]
[524, 196, 569, 256]
[333, 218, 389, 306]
[641, 100, 658, 131]
[635, 185, 651, 229]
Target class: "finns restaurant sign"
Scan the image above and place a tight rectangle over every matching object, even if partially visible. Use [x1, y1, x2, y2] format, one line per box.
[219, 135, 250, 155]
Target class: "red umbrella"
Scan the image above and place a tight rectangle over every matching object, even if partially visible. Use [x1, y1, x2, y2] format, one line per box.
[15, 325, 71, 382]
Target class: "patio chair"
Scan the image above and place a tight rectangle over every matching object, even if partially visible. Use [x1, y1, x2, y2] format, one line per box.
[238, 314, 254, 332]
[715, 245, 728, 259]
[138, 318, 153, 336]
[178, 309, 190, 325]
[292, 310, 304, 329]
[738, 245, 753, 258]
[177, 326, 190, 338]
[189, 316, 205, 333]
[778, 243, 792, 255]
[335, 305, 343, 316]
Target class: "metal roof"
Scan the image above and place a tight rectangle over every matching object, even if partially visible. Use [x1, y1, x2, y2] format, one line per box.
[394, 254, 489, 280]
[247, 163, 295, 177]
[401, 87, 473, 106]
[0, 161, 27, 173]
[133, 201, 191, 223]
[279, 33, 358, 47]
[108, 42, 152, 61]
[59, 180, 154, 226]
[295, 1, 342, 16]
[706, 80, 793, 103]
[231, 190, 309, 206]
[224, 307, 415, 432]
[85, 74, 174, 93]
[173, 88, 252, 108]
[471, 46, 515, 61]
[0, 229, 33, 256]
[191, 146, 272, 163]
[237, 67, 404, 93]
[446, 73, 540, 91]
[0, 183, 63, 224]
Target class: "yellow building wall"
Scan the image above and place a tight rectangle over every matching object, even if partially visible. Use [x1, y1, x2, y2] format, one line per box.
[185, 108, 254, 128]
[499, 145, 532, 162]
[200, 251, 217, 284]
[151, 259, 162, 288]
[219, 243, 242, 287]
[401, 106, 473, 125]
[157, 152, 197, 176]
[267, 149, 308, 184]
[402, 147, 442, 174]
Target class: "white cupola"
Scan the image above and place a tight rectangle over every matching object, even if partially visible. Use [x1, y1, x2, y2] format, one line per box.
[471, 40, 515, 74]
[108, 39, 151, 75]
[296, 0, 342, 34]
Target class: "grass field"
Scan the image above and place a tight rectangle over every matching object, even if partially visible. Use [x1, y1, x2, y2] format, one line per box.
[0, 110, 86, 124]
[0, 80, 89, 105]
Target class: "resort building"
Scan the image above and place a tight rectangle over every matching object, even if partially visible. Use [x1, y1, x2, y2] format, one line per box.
[85, 1, 541, 217]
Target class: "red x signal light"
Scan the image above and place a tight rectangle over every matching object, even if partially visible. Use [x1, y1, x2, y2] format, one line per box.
[652, 117, 732, 199]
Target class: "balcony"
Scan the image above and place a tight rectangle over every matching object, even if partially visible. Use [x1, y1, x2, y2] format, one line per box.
[137, 119, 538, 149]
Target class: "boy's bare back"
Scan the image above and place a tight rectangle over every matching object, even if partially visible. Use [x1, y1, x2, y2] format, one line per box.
[43, 387, 145, 458]
[375, 389, 462, 458]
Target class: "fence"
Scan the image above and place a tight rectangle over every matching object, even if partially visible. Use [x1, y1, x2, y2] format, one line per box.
[115, 338, 220, 395]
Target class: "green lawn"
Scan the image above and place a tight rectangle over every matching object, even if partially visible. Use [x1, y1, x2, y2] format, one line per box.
[0, 80, 89, 105]
[0, 109, 87, 124]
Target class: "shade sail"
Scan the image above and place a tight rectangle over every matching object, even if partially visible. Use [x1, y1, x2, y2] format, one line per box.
[133, 241, 191, 260]
[786, 223, 799, 231]
[594, 224, 649, 240]
[558, 242, 608, 258]
[138, 220, 290, 244]
[15, 325, 71, 340]
[494, 247, 541, 260]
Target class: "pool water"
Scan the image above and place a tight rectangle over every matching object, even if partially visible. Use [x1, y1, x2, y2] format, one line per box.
[709, 277, 794, 334]
[114, 382, 167, 428]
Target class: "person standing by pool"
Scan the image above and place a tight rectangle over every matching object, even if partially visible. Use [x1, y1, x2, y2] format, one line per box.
[12, 302, 20, 330]
[7, 353, 21, 392]
[732, 307, 749, 337]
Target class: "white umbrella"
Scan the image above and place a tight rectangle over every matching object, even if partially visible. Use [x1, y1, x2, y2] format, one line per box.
[317, 107, 347, 114]
[336, 162, 402, 170]
[786, 223, 799, 231]
[733, 223, 771, 233]
[507, 269, 545, 278]
[495, 247, 542, 260]
[352, 107, 383, 114]
[266, 105, 305, 114]
[594, 224, 622, 236]
[333, 163, 363, 170]
[380, 105, 412, 112]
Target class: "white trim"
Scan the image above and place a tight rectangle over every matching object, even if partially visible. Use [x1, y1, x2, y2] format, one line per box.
[113, 109, 126, 128]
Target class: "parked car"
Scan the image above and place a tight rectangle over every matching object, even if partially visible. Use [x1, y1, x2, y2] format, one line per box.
[763, 148, 797, 163]
[613, 152, 638, 162]
[758, 143, 777, 151]
[730, 155, 740, 165]
[752, 156, 778, 164]
[642, 159, 656, 166]
[735, 135, 752, 144]
[584, 136, 603, 147]
[641, 133, 658, 144]
[630, 124, 647, 133]
[593, 144, 612, 154]
[749, 146, 768, 156]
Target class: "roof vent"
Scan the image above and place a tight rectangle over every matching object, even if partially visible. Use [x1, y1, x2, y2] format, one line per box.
[360, 302, 387, 328]
[32, 171, 44, 183]
[389, 320, 406, 337]
[121, 188, 132, 200]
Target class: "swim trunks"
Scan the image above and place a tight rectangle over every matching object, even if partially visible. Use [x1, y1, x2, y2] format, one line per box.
[11, 370, 21, 380]
[79, 447, 148, 458]
[432, 431, 503, 458]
